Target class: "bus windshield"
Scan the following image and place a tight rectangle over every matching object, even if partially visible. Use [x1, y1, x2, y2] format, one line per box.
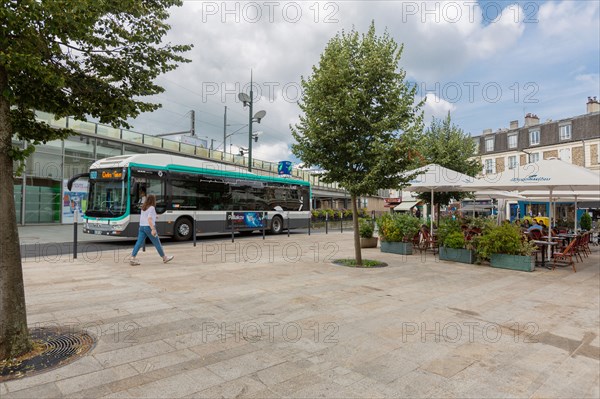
[87, 179, 128, 218]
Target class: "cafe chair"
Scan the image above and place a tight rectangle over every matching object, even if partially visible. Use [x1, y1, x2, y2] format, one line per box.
[552, 239, 578, 273]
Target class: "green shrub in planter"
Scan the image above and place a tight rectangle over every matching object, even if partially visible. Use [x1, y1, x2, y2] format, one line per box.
[476, 223, 537, 271]
[376, 213, 420, 255]
[376, 213, 421, 242]
[437, 217, 463, 246]
[359, 218, 374, 238]
[580, 212, 592, 231]
[359, 218, 378, 247]
[439, 231, 475, 264]
[443, 231, 465, 249]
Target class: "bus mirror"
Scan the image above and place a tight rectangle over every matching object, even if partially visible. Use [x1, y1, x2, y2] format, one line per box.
[67, 172, 90, 191]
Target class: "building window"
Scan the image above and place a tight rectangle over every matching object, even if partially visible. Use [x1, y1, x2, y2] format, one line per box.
[484, 159, 496, 174]
[529, 130, 540, 146]
[529, 152, 540, 163]
[559, 124, 572, 141]
[508, 155, 518, 169]
[507, 134, 517, 149]
[473, 138, 480, 154]
[485, 137, 494, 152]
[559, 148, 572, 163]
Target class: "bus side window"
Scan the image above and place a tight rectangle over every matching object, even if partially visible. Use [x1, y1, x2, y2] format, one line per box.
[147, 178, 166, 213]
[171, 177, 199, 210]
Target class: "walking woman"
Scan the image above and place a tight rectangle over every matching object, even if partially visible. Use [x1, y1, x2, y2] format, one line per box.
[130, 194, 174, 266]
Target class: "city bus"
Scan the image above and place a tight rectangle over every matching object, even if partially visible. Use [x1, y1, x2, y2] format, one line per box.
[67, 153, 311, 240]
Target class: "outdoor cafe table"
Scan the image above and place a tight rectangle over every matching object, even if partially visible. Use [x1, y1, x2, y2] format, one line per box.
[532, 240, 559, 269]
[543, 234, 577, 248]
[558, 233, 579, 242]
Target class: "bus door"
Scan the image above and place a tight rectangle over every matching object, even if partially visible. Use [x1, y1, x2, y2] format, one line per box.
[130, 168, 167, 214]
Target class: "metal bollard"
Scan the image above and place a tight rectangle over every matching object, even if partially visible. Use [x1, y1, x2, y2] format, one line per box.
[193, 213, 197, 247]
[262, 212, 266, 240]
[287, 212, 290, 237]
[73, 214, 78, 260]
[325, 213, 328, 234]
[340, 211, 343, 233]
[308, 214, 311, 236]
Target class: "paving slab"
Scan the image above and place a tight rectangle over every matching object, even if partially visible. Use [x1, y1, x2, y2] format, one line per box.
[2, 232, 599, 398]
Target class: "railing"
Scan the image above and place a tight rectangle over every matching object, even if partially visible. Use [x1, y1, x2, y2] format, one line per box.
[33, 111, 346, 191]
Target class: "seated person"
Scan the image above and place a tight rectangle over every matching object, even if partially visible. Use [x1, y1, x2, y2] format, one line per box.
[527, 220, 543, 233]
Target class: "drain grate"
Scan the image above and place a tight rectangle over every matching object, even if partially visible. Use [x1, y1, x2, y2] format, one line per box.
[0, 326, 96, 381]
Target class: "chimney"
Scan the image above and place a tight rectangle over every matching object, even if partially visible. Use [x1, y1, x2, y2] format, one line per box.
[482, 128, 493, 134]
[524, 113, 539, 127]
[509, 120, 519, 129]
[587, 96, 600, 113]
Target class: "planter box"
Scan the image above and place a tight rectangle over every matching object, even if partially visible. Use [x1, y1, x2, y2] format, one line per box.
[490, 253, 535, 272]
[439, 247, 475, 264]
[360, 237, 378, 248]
[380, 241, 413, 255]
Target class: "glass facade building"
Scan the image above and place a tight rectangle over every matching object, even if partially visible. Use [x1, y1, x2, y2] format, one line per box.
[13, 112, 347, 224]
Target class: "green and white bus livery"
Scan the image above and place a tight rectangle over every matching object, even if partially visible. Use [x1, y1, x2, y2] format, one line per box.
[68, 154, 311, 240]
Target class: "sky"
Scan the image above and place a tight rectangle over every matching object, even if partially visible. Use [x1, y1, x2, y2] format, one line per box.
[126, 0, 600, 165]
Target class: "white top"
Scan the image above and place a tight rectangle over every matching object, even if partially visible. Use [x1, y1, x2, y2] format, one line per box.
[140, 206, 157, 227]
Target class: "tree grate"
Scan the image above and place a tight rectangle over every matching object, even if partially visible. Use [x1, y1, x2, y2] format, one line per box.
[0, 327, 96, 382]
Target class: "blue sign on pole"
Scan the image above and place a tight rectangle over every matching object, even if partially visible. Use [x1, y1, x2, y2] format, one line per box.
[278, 161, 292, 175]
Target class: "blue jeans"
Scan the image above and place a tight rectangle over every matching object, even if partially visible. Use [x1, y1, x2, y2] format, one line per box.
[132, 226, 165, 258]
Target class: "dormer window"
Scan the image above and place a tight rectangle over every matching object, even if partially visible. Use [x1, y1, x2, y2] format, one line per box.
[507, 134, 517, 149]
[529, 130, 540, 146]
[559, 124, 571, 141]
[485, 137, 494, 152]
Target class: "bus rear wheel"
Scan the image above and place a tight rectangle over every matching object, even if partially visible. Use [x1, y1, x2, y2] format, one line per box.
[174, 218, 193, 241]
[270, 216, 283, 235]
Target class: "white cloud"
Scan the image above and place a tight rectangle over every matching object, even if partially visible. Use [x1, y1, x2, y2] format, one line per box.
[422, 93, 456, 123]
[122, 1, 596, 163]
[575, 73, 600, 85]
[538, 1, 600, 38]
[248, 141, 293, 163]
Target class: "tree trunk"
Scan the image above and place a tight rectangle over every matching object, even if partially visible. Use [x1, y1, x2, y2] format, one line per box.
[0, 66, 32, 360]
[352, 195, 362, 266]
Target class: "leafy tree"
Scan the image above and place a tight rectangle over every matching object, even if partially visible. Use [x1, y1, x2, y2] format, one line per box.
[416, 112, 482, 218]
[0, 0, 191, 360]
[291, 22, 423, 266]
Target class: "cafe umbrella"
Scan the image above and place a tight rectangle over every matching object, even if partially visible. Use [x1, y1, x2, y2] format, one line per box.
[402, 164, 480, 232]
[460, 158, 600, 255]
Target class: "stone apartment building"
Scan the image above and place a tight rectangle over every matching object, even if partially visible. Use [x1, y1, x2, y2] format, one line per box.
[474, 97, 600, 174]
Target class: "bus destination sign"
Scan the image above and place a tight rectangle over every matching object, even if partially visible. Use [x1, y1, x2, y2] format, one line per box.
[90, 169, 125, 180]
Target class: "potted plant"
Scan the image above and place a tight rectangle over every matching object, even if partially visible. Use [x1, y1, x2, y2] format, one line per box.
[580, 212, 592, 231]
[439, 231, 476, 264]
[359, 218, 378, 248]
[376, 213, 421, 255]
[477, 223, 537, 272]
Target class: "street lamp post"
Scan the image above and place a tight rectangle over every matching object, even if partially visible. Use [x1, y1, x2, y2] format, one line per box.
[238, 70, 266, 172]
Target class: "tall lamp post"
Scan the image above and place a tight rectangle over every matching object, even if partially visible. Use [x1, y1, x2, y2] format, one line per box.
[238, 71, 266, 172]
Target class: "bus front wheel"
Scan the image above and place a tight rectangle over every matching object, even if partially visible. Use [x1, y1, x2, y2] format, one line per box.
[174, 218, 193, 241]
[270, 216, 283, 235]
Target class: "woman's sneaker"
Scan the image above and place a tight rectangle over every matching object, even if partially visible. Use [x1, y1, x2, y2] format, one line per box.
[163, 255, 174, 264]
[130, 259, 140, 266]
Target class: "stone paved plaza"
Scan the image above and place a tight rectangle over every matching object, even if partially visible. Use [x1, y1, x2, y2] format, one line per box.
[3, 232, 599, 398]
